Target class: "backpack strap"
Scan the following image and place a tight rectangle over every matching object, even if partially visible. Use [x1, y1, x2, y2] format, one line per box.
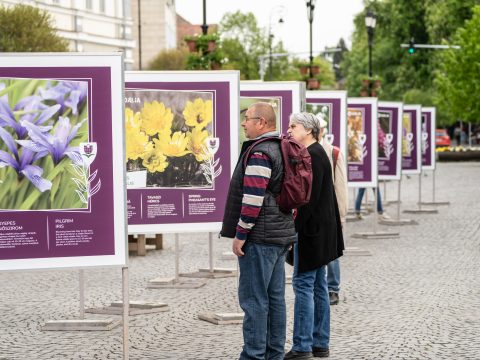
[332, 146, 340, 177]
[242, 136, 280, 169]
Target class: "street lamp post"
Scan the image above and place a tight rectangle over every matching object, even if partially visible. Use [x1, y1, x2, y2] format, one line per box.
[305, 0, 316, 79]
[201, 0, 208, 35]
[365, 9, 377, 95]
[268, 6, 284, 81]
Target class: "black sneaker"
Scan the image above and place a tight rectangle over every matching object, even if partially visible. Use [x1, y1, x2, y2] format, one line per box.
[284, 350, 314, 359]
[312, 347, 330, 358]
[329, 292, 339, 305]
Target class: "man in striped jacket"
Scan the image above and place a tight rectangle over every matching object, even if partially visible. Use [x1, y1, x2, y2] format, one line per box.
[221, 102, 296, 360]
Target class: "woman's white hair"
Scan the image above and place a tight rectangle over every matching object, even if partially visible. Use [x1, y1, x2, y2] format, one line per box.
[289, 112, 321, 141]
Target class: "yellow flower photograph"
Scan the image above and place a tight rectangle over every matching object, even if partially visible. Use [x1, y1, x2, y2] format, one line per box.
[187, 126, 211, 162]
[124, 89, 217, 189]
[183, 98, 213, 129]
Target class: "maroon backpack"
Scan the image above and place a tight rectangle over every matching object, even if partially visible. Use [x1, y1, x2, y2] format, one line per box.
[243, 135, 313, 212]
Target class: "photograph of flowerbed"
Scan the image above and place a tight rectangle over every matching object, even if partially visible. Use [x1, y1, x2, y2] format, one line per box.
[347, 108, 365, 163]
[402, 113, 412, 157]
[0, 77, 89, 210]
[239, 97, 281, 149]
[125, 90, 221, 189]
[378, 111, 391, 159]
[307, 102, 331, 131]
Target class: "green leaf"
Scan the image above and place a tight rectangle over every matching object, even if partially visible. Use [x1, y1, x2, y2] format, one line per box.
[19, 157, 70, 210]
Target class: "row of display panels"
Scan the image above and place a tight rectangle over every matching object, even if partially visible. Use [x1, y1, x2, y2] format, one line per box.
[0, 53, 435, 271]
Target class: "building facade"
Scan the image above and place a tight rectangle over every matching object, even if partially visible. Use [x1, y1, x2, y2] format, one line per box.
[131, 0, 177, 70]
[1, 0, 135, 68]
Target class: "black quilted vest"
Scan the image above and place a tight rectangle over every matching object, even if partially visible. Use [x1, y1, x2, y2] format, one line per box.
[220, 138, 296, 246]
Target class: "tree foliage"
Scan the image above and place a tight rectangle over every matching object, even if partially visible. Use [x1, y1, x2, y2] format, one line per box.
[219, 10, 336, 87]
[435, 5, 480, 125]
[342, 0, 480, 125]
[219, 11, 267, 79]
[0, 5, 68, 52]
[149, 48, 188, 70]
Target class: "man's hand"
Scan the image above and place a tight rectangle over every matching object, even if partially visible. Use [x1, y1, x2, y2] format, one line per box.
[232, 238, 246, 257]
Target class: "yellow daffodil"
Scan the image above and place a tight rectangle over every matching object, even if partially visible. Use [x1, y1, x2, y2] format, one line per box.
[183, 98, 213, 129]
[125, 107, 142, 129]
[155, 131, 191, 157]
[127, 132, 152, 161]
[140, 100, 174, 136]
[142, 146, 169, 173]
[125, 108, 151, 160]
[187, 127, 211, 162]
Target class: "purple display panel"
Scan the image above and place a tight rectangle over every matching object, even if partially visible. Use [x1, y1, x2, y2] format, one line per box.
[347, 98, 378, 188]
[240, 82, 304, 136]
[421, 107, 436, 170]
[402, 105, 422, 174]
[125, 71, 239, 234]
[306, 91, 347, 158]
[378, 102, 403, 180]
[0, 54, 126, 271]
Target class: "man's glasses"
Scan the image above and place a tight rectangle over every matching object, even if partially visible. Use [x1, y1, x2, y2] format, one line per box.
[243, 116, 261, 122]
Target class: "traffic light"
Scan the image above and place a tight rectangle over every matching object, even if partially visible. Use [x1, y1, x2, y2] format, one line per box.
[408, 38, 415, 54]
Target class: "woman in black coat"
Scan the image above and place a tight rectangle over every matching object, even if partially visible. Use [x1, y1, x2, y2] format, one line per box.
[284, 112, 344, 360]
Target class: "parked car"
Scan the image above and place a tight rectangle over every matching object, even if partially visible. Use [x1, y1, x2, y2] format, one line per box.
[436, 129, 451, 147]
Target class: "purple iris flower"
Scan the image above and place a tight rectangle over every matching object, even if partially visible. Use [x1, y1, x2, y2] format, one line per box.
[17, 116, 86, 165]
[0, 126, 51, 192]
[41, 81, 88, 116]
[0, 95, 60, 138]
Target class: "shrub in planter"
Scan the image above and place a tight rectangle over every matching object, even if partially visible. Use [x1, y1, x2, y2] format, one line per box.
[184, 36, 198, 52]
[307, 78, 320, 90]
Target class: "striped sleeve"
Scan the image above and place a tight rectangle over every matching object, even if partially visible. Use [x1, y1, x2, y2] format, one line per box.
[235, 152, 272, 240]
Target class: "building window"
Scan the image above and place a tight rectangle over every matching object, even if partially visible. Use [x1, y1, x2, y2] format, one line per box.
[86, 0, 92, 10]
[75, 16, 83, 32]
[99, 0, 106, 13]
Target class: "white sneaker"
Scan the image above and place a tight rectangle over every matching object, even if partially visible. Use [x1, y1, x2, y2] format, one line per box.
[380, 213, 391, 220]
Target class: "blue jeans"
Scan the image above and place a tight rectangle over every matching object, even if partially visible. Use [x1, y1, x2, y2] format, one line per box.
[292, 243, 330, 352]
[354, 187, 384, 213]
[238, 241, 289, 360]
[327, 258, 340, 293]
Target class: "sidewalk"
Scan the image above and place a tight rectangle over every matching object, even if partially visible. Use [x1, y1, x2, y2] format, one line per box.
[0, 162, 479, 359]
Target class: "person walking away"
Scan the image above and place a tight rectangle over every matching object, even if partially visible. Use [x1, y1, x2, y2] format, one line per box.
[284, 113, 344, 359]
[354, 187, 389, 220]
[317, 118, 348, 306]
[220, 102, 296, 360]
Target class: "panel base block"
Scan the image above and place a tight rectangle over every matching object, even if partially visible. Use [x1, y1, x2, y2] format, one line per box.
[180, 268, 237, 279]
[351, 231, 400, 239]
[41, 319, 119, 331]
[198, 312, 244, 325]
[85, 301, 169, 316]
[147, 277, 207, 289]
[379, 218, 418, 226]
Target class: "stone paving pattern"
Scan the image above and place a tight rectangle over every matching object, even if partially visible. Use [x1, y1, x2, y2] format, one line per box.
[0, 162, 479, 359]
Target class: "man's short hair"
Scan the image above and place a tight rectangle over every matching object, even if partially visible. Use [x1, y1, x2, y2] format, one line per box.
[249, 102, 277, 128]
[289, 112, 321, 141]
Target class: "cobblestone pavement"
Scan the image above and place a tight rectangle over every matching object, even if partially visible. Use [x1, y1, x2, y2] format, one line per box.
[0, 162, 479, 360]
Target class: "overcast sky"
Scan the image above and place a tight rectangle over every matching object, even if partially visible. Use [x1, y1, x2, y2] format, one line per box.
[175, 0, 364, 59]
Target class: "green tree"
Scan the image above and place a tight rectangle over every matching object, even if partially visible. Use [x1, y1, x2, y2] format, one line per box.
[435, 5, 480, 125]
[342, 0, 479, 106]
[0, 5, 68, 52]
[219, 11, 267, 79]
[332, 38, 349, 82]
[149, 48, 188, 70]
[219, 11, 290, 80]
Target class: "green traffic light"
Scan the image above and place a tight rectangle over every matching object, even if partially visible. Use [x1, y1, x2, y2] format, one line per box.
[408, 47, 415, 54]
